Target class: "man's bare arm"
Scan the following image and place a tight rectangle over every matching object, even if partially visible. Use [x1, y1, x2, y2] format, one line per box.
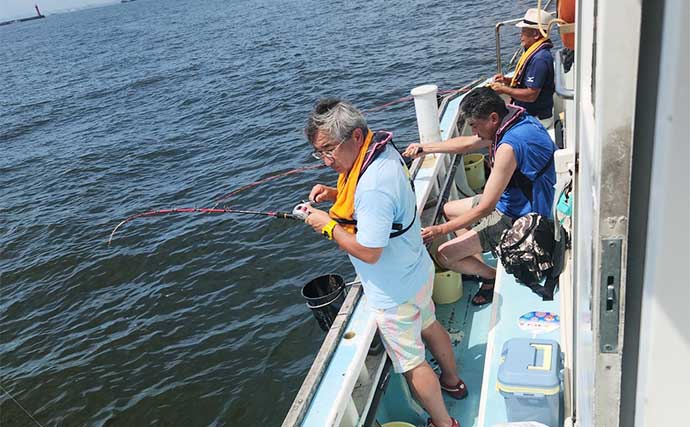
[440, 144, 517, 233]
[491, 83, 541, 103]
[402, 135, 491, 158]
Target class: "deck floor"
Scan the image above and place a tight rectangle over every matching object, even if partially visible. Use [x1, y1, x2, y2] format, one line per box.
[431, 277, 492, 427]
[430, 262, 562, 427]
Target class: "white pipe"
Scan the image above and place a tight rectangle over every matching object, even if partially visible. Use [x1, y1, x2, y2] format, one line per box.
[410, 84, 441, 144]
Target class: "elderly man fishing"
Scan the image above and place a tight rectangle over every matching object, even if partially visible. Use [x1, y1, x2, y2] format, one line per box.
[491, 8, 556, 128]
[403, 87, 556, 306]
[302, 99, 464, 427]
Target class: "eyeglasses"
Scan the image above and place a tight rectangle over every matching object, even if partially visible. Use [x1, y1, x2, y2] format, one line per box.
[311, 138, 346, 160]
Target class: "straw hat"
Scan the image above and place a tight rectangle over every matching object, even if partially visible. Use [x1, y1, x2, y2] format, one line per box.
[515, 8, 553, 29]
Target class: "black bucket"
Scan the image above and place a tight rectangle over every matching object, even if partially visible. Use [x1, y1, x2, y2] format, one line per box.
[302, 274, 346, 332]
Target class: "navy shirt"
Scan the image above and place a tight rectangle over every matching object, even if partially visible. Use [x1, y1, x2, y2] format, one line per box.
[495, 114, 556, 219]
[513, 48, 555, 119]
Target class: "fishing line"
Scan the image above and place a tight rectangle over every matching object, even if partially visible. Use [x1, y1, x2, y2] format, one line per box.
[0, 384, 45, 427]
[364, 78, 484, 113]
[211, 164, 326, 208]
[108, 207, 301, 245]
[109, 79, 484, 246]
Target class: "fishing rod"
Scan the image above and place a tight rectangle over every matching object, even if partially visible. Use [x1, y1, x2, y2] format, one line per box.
[109, 164, 328, 245]
[108, 206, 303, 246]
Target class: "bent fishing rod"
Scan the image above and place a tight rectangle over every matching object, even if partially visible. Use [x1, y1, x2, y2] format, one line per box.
[108, 163, 330, 245]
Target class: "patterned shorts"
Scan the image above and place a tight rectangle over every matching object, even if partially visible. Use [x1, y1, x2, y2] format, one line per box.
[371, 269, 436, 373]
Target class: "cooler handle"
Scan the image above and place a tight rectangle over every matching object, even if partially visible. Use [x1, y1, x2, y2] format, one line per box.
[527, 343, 552, 371]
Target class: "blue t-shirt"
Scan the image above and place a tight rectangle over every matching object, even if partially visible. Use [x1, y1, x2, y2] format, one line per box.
[496, 114, 556, 219]
[513, 48, 555, 119]
[351, 144, 433, 309]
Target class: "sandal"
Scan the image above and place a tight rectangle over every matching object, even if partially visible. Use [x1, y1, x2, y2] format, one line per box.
[471, 279, 495, 306]
[439, 378, 468, 400]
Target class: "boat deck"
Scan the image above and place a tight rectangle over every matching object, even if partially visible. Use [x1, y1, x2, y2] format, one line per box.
[475, 263, 561, 427]
[434, 275, 493, 427]
[374, 253, 562, 427]
[427, 262, 563, 427]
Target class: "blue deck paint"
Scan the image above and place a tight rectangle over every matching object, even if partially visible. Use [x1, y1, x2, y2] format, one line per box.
[374, 277, 493, 427]
[433, 278, 493, 427]
[477, 264, 562, 427]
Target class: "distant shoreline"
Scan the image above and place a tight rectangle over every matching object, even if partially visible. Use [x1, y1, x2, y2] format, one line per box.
[0, 14, 45, 27]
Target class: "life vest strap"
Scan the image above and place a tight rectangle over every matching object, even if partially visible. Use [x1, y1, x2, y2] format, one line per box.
[335, 131, 416, 238]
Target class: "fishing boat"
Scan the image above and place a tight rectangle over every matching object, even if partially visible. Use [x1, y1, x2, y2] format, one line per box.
[283, 0, 688, 426]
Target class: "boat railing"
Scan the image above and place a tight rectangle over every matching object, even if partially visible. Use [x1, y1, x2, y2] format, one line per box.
[494, 18, 523, 76]
[554, 48, 575, 99]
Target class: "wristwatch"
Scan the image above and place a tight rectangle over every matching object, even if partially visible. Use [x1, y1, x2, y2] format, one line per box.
[321, 220, 338, 240]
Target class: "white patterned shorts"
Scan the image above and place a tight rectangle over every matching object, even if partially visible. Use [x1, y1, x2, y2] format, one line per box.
[371, 270, 436, 373]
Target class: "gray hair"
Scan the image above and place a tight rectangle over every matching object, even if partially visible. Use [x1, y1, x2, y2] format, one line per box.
[305, 99, 368, 145]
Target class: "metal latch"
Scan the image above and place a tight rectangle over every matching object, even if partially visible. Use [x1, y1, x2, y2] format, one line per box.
[600, 239, 622, 353]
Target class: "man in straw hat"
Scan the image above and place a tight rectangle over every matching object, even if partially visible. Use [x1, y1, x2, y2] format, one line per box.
[491, 8, 556, 128]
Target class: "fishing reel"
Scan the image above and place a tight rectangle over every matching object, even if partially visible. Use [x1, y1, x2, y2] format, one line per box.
[291, 201, 312, 220]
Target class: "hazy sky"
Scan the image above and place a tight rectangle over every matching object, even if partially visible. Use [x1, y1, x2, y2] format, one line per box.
[0, 0, 115, 21]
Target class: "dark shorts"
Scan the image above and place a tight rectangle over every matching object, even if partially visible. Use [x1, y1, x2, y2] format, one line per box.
[471, 195, 514, 252]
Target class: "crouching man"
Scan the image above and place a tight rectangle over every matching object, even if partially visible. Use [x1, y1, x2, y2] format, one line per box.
[403, 87, 556, 306]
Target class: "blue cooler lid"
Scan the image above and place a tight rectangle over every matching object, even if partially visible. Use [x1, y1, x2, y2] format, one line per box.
[497, 338, 561, 395]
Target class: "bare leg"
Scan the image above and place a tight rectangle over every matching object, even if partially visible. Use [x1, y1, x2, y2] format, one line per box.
[443, 198, 484, 263]
[422, 320, 460, 386]
[438, 229, 496, 305]
[437, 231, 495, 279]
[442, 198, 474, 219]
[403, 362, 453, 427]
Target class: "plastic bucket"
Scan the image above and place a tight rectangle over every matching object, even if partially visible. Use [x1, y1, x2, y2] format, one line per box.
[464, 153, 486, 191]
[301, 274, 346, 332]
[432, 270, 463, 304]
[427, 239, 463, 304]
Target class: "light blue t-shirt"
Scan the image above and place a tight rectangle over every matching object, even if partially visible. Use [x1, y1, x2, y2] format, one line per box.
[349, 144, 433, 310]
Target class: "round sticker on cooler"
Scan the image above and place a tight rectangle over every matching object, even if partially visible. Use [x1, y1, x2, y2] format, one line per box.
[518, 311, 560, 334]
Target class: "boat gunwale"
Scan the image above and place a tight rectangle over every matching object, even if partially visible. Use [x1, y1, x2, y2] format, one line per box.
[282, 283, 363, 427]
